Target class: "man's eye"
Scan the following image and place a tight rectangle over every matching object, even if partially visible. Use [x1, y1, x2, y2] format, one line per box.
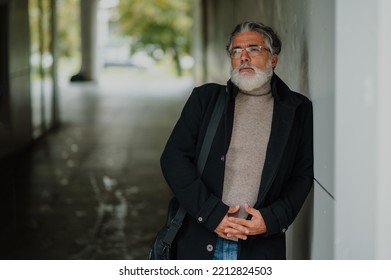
[232, 49, 242, 55]
[248, 46, 261, 53]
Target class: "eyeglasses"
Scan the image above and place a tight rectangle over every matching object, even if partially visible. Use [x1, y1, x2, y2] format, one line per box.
[229, 45, 271, 59]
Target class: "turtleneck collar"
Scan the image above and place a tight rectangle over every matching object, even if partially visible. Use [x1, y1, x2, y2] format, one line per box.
[239, 79, 272, 96]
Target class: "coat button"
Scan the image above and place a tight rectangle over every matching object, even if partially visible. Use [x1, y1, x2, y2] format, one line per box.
[206, 244, 214, 252]
[220, 155, 225, 162]
[282, 228, 286, 233]
[198, 217, 203, 222]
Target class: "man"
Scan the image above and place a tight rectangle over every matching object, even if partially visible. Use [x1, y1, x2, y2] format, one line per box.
[160, 21, 313, 260]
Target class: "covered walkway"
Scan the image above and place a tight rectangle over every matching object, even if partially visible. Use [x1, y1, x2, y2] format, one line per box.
[2, 0, 391, 260]
[0, 74, 193, 259]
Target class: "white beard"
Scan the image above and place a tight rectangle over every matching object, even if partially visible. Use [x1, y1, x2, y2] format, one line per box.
[230, 61, 273, 93]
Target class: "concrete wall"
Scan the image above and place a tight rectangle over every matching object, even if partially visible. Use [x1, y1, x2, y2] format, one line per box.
[272, 0, 335, 260]
[193, 0, 273, 85]
[0, 0, 59, 157]
[335, 0, 391, 259]
[194, 0, 335, 259]
[0, 0, 32, 158]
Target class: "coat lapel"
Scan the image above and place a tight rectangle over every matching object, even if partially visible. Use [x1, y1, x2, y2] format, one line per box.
[255, 75, 302, 207]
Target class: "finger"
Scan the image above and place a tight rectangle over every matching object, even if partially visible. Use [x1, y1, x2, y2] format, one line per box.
[215, 229, 226, 238]
[228, 216, 251, 227]
[223, 225, 244, 236]
[225, 223, 250, 235]
[244, 203, 258, 215]
[227, 205, 240, 214]
[226, 232, 247, 240]
[217, 233, 227, 239]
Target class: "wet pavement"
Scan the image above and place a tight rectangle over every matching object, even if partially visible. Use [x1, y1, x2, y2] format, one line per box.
[0, 74, 194, 260]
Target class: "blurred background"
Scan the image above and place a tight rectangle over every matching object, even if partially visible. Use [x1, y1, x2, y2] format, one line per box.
[1, 0, 391, 260]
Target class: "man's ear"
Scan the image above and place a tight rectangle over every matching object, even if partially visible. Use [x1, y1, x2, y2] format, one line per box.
[272, 54, 278, 68]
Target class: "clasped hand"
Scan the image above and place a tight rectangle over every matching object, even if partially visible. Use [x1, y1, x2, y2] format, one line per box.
[214, 203, 267, 240]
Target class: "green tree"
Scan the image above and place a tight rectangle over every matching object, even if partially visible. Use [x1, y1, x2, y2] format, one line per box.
[116, 0, 193, 76]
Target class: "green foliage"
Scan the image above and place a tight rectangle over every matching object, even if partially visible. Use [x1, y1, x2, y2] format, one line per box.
[29, 0, 53, 77]
[116, 0, 193, 75]
[29, 0, 51, 54]
[57, 0, 80, 58]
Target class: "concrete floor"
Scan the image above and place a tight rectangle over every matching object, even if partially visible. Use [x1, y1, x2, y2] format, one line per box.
[0, 74, 194, 260]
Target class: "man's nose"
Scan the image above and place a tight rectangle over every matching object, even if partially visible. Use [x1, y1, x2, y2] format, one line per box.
[241, 49, 250, 63]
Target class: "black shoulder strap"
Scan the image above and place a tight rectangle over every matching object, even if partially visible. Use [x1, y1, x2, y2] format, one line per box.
[197, 86, 226, 176]
[163, 86, 227, 246]
[162, 204, 186, 246]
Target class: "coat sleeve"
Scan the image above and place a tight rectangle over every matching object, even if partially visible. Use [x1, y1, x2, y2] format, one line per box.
[260, 99, 314, 237]
[160, 86, 229, 232]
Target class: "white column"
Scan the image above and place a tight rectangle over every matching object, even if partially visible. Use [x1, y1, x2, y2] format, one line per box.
[79, 0, 98, 81]
[375, 0, 391, 259]
[335, 0, 391, 259]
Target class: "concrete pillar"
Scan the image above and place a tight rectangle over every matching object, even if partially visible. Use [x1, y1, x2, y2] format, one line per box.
[71, 0, 98, 81]
[192, 0, 207, 84]
[2, 0, 31, 154]
[50, 0, 59, 127]
[335, 0, 391, 259]
[0, 1, 10, 130]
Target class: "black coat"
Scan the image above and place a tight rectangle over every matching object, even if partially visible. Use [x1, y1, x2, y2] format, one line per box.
[160, 74, 314, 259]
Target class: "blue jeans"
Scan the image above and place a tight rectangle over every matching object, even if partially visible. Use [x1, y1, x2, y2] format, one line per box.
[213, 237, 238, 260]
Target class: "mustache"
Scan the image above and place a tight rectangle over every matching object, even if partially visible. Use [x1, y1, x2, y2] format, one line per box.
[236, 63, 256, 71]
[232, 63, 265, 75]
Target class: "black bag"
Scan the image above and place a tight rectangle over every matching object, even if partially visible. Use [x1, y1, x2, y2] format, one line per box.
[148, 87, 226, 260]
[148, 197, 185, 260]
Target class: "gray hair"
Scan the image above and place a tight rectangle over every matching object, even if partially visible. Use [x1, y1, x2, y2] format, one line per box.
[226, 21, 282, 55]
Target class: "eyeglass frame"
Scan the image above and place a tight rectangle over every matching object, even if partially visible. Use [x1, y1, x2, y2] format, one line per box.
[228, 45, 271, 59]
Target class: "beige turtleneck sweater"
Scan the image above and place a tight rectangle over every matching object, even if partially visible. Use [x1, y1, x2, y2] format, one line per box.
[222, 83, 274, 220]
